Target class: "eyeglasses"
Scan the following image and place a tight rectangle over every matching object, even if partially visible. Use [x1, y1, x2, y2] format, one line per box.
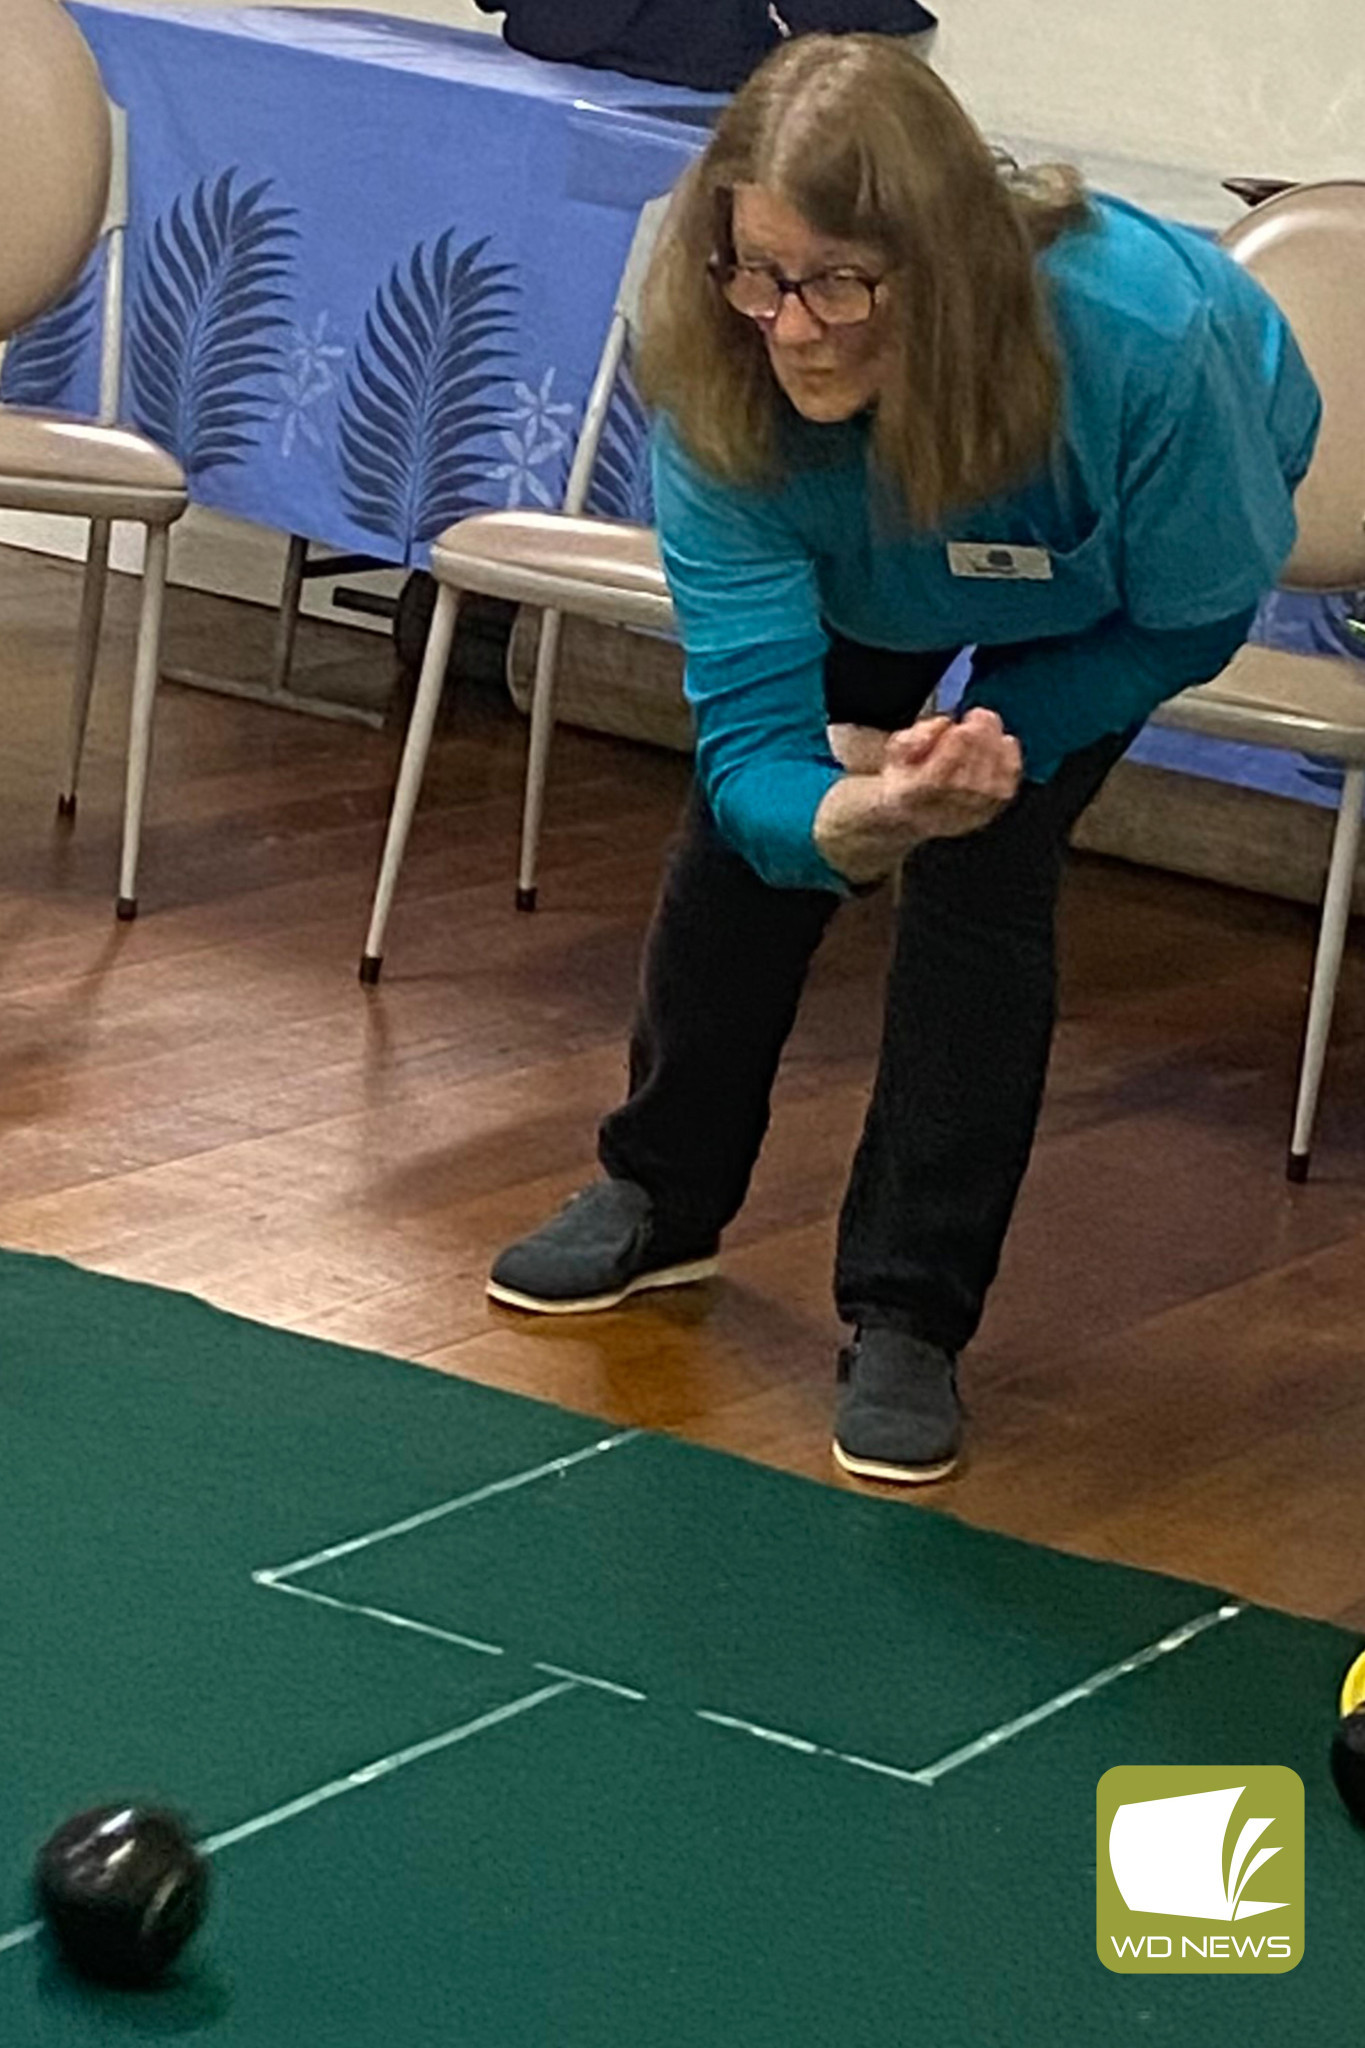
[708, 259, 884, 328]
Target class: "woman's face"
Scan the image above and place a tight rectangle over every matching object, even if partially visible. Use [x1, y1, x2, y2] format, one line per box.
[730, 184, 893, 423]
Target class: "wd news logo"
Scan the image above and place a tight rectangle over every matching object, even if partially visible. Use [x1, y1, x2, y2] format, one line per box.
[1097, 1767, 1304, 1974]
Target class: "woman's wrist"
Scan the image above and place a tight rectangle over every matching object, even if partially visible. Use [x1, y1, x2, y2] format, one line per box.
[813, 772, 916, 884]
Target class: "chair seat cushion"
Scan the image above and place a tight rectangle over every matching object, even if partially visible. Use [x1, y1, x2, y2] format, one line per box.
[431, 511, 674, 634]
[0, 408, 186, 522]
[1156, 638, 1365, 760]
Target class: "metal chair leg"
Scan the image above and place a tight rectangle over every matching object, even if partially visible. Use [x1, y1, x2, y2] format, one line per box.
[515, 609, 565, 913]
[1286, 764, 1365, 1180]
[269, 533, 308, 693]
[115, 524, 171, 921]
[60, 517, 112, 815]
[360, 583, 460, 983]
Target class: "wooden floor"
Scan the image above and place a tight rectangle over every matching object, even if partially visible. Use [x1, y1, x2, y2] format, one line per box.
[5, 546, 1365, 1630]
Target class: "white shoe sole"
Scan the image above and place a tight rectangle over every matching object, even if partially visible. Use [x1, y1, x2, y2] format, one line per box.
[486, 1254, 719, 1316]
[831, 1437, 959, 1486]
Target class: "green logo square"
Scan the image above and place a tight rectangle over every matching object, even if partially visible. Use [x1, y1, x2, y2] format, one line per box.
[1097, 1766, 1304, 1974]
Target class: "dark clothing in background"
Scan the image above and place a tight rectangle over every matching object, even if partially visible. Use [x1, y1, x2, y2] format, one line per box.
[475, 0, 936, 94]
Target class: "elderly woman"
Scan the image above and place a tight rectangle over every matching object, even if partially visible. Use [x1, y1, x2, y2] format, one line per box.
[488, 36, 1321, 1485]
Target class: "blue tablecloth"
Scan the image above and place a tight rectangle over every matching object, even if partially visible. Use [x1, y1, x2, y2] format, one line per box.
[3, 1, 1361, 808]
[3, 3, 712, 562]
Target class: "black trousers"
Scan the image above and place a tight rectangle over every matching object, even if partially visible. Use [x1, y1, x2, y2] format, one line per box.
[598, 635, 1133, 1354]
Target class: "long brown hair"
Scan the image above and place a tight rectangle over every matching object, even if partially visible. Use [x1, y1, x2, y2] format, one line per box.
[636, 35, 1092, 528]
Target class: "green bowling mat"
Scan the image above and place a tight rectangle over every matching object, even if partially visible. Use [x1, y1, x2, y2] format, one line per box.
[0, 1248, 1359, 2043]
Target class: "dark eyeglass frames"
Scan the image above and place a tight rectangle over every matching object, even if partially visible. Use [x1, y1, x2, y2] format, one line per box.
[707, 258, 886, 328]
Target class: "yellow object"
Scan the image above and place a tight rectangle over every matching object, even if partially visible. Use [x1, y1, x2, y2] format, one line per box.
[1339, 1649, 1365, 1718]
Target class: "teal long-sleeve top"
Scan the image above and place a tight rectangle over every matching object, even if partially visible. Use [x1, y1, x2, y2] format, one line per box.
[652, 194, 1323, 892]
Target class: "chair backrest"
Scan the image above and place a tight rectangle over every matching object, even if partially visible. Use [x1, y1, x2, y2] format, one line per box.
[617, 193, 672, 342]
[561, 195, 672, 518]
[0, 0, 112, 343]
[1222, 181, 1365, 594]
[102, 102, 130, 241]
[96, 106, 131, 425]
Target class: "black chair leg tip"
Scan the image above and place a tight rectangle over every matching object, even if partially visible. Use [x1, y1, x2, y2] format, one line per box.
[1286, 1151, 1310, 1184]
[56, 793, 76, 820]
[115, 897, 137, 923]
[515, 886, 538, 913]
[359, 955, 382, 986]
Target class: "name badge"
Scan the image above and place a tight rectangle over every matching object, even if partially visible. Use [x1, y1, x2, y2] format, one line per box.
[946, 541, 1053, 582]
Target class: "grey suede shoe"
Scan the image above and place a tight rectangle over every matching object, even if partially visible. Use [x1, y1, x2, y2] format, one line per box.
[487, 1179, 719, 1315]
[832, 1327, 962, 1484]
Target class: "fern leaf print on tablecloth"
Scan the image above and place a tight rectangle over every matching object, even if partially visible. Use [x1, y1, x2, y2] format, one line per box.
[585, 368, 654, 525]
[128, 171, 299, 478]
[339, 230, 517, 548]
[0, 261, 101, 412]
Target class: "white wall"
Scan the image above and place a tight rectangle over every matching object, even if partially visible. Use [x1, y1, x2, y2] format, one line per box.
[932, 0, 1362, 184]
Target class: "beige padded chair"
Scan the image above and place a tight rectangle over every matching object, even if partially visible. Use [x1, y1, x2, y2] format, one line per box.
[0, 0, 188, 918]
[359, 197, 673, 982]
[1154, 181, 1365, 1180]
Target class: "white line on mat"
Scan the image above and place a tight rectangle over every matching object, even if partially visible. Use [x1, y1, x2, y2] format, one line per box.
[260, 1575, 505, 1659]
[908, 1603, 1246, 1787]
[258, 1431, 640, 1584]
[534, 1663, 647, 1702]
[0, 1680, 576, 1967]
[693, 1605, 1245, 1790]
[198, 1681, 576, 1855]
